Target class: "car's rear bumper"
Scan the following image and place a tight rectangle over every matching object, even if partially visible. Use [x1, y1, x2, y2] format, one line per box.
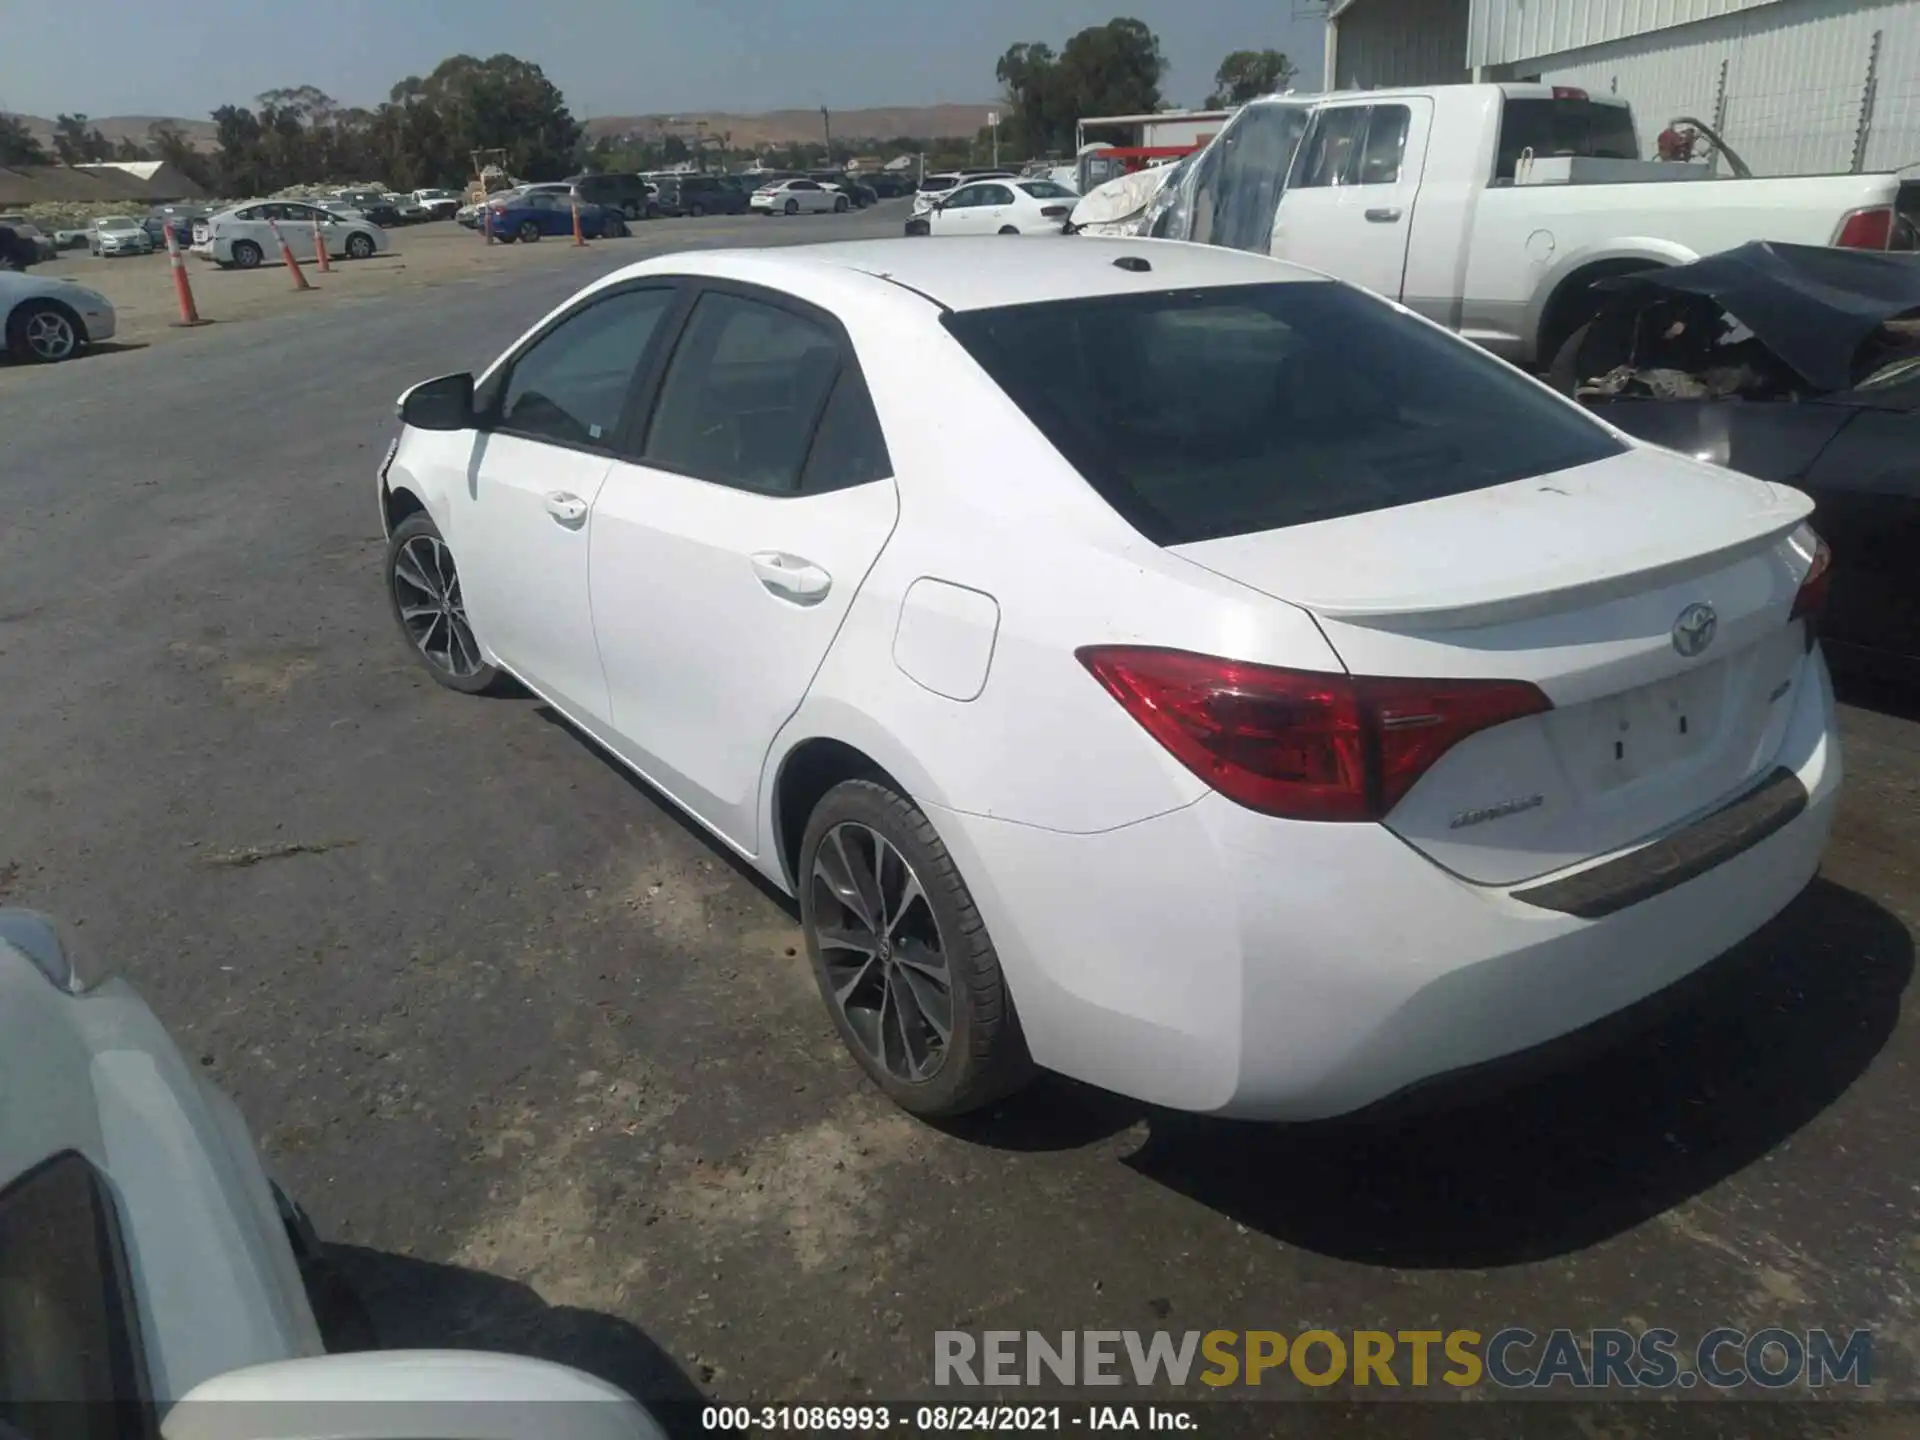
[928, 646, 1841, 1120]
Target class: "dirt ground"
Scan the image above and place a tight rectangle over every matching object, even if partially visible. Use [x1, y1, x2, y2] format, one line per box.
[26, 215, 790, 349]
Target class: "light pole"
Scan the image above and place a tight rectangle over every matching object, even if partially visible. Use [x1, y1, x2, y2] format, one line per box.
[988, 111, 1000, 168]
[821, 106, 832, 165]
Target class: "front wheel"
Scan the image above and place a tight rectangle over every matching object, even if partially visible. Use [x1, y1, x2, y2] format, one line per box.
[384, 513, 505, 695]
[622, 200, 640, 220]
[799, 779, 1035, 1118]
[834, 196, 849, 213]
[6, 300, 83, 363]
[689, 202, 706, 218]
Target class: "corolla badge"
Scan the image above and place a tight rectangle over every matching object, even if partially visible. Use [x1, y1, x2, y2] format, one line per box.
[1671, 602, 1718, 658]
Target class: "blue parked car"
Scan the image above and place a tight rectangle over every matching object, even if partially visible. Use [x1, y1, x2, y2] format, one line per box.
[486, 190, 627, 242]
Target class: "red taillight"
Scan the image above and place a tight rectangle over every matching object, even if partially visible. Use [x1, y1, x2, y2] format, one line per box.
[1834, 206, 1894, 250]
[1076, 646, 1552, 823]
[1551, 86, 1589, 100]
[1790, 533, 1832, 623]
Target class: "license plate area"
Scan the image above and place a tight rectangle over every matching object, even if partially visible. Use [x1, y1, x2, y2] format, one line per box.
[1581, 664, 1723, 791]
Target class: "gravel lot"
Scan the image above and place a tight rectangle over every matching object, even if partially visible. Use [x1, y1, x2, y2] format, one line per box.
[2, 203, 1917, 1437]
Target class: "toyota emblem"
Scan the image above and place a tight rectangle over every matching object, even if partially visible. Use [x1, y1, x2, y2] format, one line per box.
[1671, 602, 1718, 658]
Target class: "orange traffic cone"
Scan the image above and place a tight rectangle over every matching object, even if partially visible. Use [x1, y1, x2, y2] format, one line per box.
[162, 222, 206, 328]
[571, 197, 587, 247]
[265, 218, 313, 291]
[311, 216, 333, 273]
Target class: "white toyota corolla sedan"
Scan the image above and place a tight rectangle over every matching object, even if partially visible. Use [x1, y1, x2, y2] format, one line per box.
[378, 238, 1840, 1122]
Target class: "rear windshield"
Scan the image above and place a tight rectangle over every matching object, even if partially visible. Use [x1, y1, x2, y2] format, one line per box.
[920, 176, 960, 192]
[941, 282, 1624, 546]
[1495, 97, 1640, 179]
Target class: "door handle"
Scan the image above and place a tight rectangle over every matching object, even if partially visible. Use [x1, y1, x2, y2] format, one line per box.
[750, 551, 831, 602]
[544, 492, 588, 527]
[1364, 207, 1403, 223]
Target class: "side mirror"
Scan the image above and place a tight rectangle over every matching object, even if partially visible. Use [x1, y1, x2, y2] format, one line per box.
[398, 372, 476, 432]
[160, 1351, 667, 1440]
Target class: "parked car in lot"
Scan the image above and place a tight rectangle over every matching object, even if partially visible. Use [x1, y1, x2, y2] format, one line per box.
[1556, 241, 1920, 684]
[324, 192, 404, 228]
[142, 206, 210, 251]
[486, 189, 628, 242]
[568, 171, 658, 220]
[89, 214, 154, 257]
[0, 215, 59, 262]
[653, 174, 749, 217]
[750, 177, 846, 215]
[377, 238, 1840, 1124]
[908, 178, 1078, 236]
[1, 269, 115, 361]
[0, 907, 669, 1436]
[912, 171, 1016, 219]
[193, 201, 388, 269]
[412, 187, 464, 220]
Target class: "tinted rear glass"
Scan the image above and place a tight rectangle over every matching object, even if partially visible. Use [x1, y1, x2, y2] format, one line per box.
[941, 283, 1624, 546]
[1496, 98, 1640, 179]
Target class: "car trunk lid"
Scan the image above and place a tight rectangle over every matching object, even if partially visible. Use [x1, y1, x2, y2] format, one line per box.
[1171, 455, 1818, 885]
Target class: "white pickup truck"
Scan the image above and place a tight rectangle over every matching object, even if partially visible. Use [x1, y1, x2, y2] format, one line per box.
[1088, 84, 1919, 372]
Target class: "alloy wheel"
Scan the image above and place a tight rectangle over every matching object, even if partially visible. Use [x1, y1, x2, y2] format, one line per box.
[24, 310, 77, 361]
[811, 822, 953, 1083]
[391, 534, 483, 678]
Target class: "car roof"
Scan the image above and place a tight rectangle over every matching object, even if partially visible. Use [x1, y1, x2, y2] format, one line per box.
[619, 237, 1318, 313]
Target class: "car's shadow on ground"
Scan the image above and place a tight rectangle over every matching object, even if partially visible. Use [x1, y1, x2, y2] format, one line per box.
[326, 1245, 705, 1428]
[1833, 665, 1920, 723]
[964, 879, 1913, 1269]
[0, 340, 150, 367]
[1125, 879, 1911, 1267]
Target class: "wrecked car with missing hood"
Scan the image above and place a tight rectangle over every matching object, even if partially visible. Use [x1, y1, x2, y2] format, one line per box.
[1557, 241, 1920, 682]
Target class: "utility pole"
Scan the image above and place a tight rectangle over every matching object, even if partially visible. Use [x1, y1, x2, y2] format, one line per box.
[988, 111, 1000, 168]
[821, 106, 832, 165]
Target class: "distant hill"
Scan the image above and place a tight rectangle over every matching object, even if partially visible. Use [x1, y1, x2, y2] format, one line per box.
[7, 113, 222, 152]
[584, 104, 995, 147]
[4, 103, 993, 158]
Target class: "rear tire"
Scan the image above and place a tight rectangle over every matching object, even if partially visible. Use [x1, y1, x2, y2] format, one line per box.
[231, 240, 263, 269]
[1546, 321, 1594, 396]
[345, 232, 375, 260]
[998, 225, 1020, 235]
[517, 220, 541, 243]
[785, 198, 799, 215]
[690, 202, 706, 217]
[799, 779, 1035, 1119]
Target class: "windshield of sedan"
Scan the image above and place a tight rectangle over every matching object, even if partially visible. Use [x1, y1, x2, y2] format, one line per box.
[98, 217, 137, 230]
[942, 281, 1625, 545]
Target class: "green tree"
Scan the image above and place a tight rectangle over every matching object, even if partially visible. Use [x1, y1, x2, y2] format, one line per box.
[995, 41, 1062, 155]
[1204, 49, 1296, 107]
[1055, 19, 1165, 123]
[52, 113, 112, 164]
[0, 114, 48, 165]
[418, 54, 582, 181]
[992, 20, 1166, 156]
[147, 121, 218, 190]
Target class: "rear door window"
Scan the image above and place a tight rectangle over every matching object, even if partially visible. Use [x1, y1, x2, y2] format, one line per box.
[1291, 106, 1371, 188]
[641, 291, 846, 494]
[941, 282, 1623, 545]
[1496, 97, 1641, 178]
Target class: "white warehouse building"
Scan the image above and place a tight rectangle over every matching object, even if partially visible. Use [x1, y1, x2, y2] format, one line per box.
[1324, 0, 1920, 176]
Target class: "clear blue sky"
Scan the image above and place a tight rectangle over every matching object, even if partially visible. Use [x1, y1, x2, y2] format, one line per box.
[2, 0, 1326, 121]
